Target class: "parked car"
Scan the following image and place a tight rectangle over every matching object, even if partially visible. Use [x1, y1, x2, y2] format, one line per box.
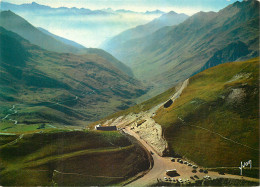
[203, 175, 211, 180]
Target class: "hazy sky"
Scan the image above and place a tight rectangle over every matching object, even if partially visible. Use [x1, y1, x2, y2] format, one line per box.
[3, 0, 242, 15]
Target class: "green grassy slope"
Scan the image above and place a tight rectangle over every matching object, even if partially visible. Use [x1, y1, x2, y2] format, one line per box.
[79, 47, 134, 77]
[37, 27, 134, 77]
[0, 130, 149, 186]
[154, 57, 259, 167]
[0, 10, 78, 53]
[107, 0, 259, 97]
[0, 27, 147, 130]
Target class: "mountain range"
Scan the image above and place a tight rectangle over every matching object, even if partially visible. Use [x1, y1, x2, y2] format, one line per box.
[0, 23, 147, 128]
[103, 0, 259, 96]
[0, 10, 133, 77]
[0, 1, 166, 48]
[1, 1, 164, 16]
[0, 2, 113, 15]
[0, 0, 259, 186]
[101, 11, 189, 50]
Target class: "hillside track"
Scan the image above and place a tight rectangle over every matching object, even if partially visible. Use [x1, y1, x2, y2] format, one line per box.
[123, 79, 259, 186]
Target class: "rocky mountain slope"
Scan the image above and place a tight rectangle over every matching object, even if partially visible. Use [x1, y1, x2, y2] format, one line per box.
[0, 27, 147, 130]
[105, 0, 259, 96]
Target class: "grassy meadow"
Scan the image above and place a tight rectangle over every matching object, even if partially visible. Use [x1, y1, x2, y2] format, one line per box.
[0, 130, 149, 186]
[154, 57, 259, 167]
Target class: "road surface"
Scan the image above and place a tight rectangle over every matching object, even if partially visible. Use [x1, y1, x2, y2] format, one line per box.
[124, 127, 259, 186]
[121, 79, 259, 186]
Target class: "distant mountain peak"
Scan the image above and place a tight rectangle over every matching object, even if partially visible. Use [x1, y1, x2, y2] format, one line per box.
[145, 9, 165, 14]
[156, 10, 188, 21]
[191, 10, 217, 20]
[30, 1, 45, 7]
[115, 9, 136, 14]
[25, 1, 50, 9]
[167, 11, 177, 15]
[0, 10, 16, 17]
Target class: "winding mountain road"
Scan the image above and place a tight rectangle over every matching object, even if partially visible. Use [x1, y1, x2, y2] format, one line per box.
[122, 79, 259, 186]
[1, 96, 79, 127]
[124, 127, 259, 186]
[123, 79, 195, 186]
[2, 105, 18, 125]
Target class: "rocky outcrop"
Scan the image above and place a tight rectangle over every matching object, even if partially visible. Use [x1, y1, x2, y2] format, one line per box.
[99, 79, 189, 156]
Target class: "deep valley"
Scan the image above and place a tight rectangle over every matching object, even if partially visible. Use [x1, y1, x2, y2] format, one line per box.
[0, 0, 259, 186]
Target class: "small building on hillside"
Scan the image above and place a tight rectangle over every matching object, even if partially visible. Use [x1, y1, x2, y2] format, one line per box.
[95, 124, 117, 131]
